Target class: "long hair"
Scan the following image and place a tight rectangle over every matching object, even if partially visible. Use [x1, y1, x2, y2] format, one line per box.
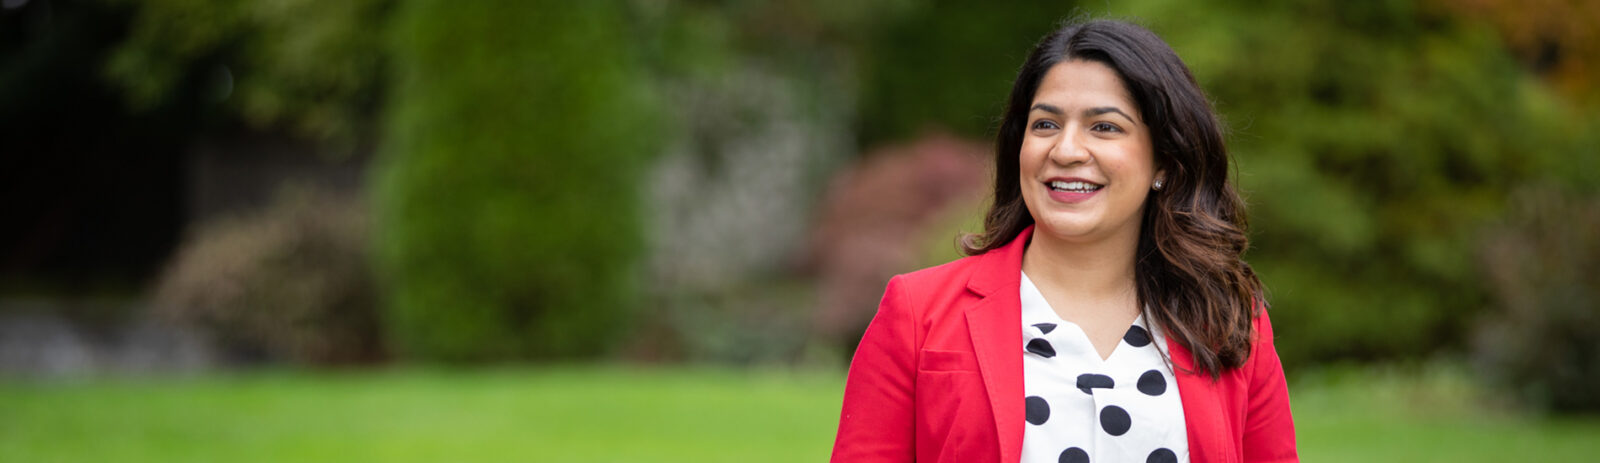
[962, 19, 1263, 378]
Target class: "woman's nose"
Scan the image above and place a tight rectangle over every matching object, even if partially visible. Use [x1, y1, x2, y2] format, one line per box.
[1048, 130, 1090, 165]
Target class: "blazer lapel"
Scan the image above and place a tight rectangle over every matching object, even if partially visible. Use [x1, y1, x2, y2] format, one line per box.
[964, 227, 1031, 463]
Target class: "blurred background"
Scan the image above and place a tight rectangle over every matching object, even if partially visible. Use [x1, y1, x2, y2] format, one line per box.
[2, 0, 1597, 461]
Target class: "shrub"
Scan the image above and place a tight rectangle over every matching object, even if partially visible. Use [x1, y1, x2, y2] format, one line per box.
[1474, 188, 1600, 413]
[153, 186, 382, 365]
[373, 0, 658, 361]
[805, 134, 989, 352]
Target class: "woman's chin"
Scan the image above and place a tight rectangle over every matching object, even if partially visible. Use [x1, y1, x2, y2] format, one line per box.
[1034, 217, 1100, 241]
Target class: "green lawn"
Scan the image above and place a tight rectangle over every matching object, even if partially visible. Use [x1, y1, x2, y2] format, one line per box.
[1291, 364, 1600, 461]
[1, 364, 1595, 462]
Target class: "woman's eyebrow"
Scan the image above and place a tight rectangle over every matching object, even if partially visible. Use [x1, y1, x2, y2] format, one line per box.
[1030, 103, 1138, 124]
[1030, 103, 1064, 115]
[1085, 106, 1138, 124]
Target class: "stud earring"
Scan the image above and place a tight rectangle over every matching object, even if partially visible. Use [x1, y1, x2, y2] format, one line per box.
[1153, 179, 1164, 191]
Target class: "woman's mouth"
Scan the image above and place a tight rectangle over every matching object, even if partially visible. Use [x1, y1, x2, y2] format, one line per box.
[1045, 179, 1103, 203]
[1048, 180, 1103, 193]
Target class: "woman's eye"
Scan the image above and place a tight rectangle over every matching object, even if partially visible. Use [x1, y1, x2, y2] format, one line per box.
[1031, 120, 1060, 131]
[1090, 121, 1122, 133]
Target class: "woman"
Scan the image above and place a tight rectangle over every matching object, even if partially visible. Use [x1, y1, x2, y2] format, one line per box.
[830, 19, 1297, 463]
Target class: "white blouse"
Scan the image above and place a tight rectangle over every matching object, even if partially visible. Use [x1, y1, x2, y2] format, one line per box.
[1019, 272, 1189, 463]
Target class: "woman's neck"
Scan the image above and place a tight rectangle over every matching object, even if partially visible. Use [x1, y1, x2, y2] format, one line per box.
[1020, 226, 1140, 303]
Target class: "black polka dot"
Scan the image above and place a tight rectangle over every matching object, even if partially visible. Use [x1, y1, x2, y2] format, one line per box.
[1025, 395, 1051, 425]
[1100, 405, 1131, 436]
[1058, 447, 1089, 463]
[1124, 325, 1152, 347]
[1137, 369, 1167, 396]
[1033, 322, 1058, 334]
[1026, 338, 1056, 358]
[1146, 448, 1177, 463]
[1075, 373, 1115, 394]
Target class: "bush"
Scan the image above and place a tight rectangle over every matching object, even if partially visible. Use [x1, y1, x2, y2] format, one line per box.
[805, 134, 989, 352]
[153, 186, 381, 365]
[373, 0, 658, 361]
[1474, 188, 1600, 413]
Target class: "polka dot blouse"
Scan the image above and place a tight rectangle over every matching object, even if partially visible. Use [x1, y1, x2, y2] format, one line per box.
[1019, 272, 1188, 463]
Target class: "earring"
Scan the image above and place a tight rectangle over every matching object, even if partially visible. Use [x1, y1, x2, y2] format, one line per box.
[1153, 179, 1164, 191]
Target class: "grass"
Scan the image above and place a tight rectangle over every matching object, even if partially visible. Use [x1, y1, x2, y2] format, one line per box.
[1, 363, 1596, 462]
[1292, 363, 1600, 461]
[0, 367, 842, 463]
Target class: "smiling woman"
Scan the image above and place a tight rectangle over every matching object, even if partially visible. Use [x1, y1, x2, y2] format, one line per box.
[830, 19, 1297, 463]
[1018, 60, 1158, 261]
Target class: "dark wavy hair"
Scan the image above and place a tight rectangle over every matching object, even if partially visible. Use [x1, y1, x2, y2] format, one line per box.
[961, 19, 1263, 378]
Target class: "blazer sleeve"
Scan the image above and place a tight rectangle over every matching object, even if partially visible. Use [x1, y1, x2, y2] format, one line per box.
[831, 275, 917, 463]
[1243, 308, 1299, 462]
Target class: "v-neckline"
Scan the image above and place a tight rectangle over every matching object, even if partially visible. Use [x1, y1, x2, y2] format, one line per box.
[1021, 271, 1141, 363]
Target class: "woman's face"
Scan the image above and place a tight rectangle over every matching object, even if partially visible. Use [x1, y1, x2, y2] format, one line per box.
[1019, 59, 1161, 246]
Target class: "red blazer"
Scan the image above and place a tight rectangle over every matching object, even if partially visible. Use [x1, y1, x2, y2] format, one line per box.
[831, 227, 1298, 463]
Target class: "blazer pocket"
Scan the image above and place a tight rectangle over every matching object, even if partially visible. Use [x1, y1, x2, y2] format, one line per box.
[918, 349, 979, 372]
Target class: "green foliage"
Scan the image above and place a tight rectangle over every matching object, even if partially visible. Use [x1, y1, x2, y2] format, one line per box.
[105, 0, 392, 146]
[855, 1, 1062, 145]
[373, 0, 659, 361]
[93, 0, 1598, 373]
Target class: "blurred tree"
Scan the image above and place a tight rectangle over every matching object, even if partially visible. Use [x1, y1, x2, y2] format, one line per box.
[105, 0, 392, 150]
[374, 0, 659, 360]
[1434, 0, 1600, 106]
[853, 0, 1062, 146]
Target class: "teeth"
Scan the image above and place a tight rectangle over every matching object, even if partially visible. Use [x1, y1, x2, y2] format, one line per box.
[1049, 181, 1103, 192]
